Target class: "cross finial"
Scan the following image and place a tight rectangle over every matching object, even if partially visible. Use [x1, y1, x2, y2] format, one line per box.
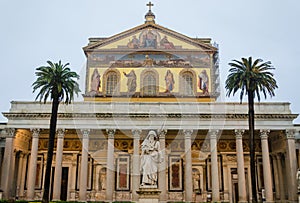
[147, 1, 154, 11]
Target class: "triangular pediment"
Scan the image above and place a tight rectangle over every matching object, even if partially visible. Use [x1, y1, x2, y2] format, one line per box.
[83, 23, 217, 53]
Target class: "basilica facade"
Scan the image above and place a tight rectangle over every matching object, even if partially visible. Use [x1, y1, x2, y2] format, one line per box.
[0, 5, 299, 203]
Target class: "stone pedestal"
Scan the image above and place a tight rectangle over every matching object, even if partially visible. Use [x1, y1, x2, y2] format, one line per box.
[137, 187, 161, 203]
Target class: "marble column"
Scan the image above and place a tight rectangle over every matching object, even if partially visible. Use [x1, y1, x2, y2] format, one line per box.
[158, 129, 167, 202]
[235, 129, 247, 203]
[27, 128, 40, 200]
[132, 129, 141, 201]
[0, 128, 15, 199]
[276, 154, 285, 201]
[53, 129, 65, 200]
[271, 155, 280, 200]
[79, 129, 90, 201]
[183, 129, 193, 202]
[209, 129, 220, 202]
[285, 129, 297, 201]
[260, 129, 273, 202]
[106, 129, 116, 201]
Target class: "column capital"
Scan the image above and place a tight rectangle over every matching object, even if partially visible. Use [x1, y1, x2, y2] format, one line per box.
[106, 129, 116, 139]
[80, 129, 90, 139]
[157, 129, 167, 139]
[286, 129, 296, 139]
[30, 128, 40, 138]
[183, 129, 193, 139]
[235, 129, 245, 139]
[132, 129, 142, 139]
[5, 128, 15, 138]
[56, 128, 65, 139]
[208, 129, 220, 139]
[260, 129, 270, 140]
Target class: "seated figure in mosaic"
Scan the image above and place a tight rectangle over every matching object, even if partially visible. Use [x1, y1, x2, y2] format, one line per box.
[140, 130, 161, 187]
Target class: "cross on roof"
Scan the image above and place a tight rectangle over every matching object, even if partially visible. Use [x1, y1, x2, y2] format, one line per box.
[147, 2, 154, 11]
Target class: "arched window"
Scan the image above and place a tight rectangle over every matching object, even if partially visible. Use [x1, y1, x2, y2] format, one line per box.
[143, 72, 156, 96]
[106, 72, 117, 95]
[140, 70, 159, 97]
[180, 70, 196, 96]
[103, 69, 120, 96]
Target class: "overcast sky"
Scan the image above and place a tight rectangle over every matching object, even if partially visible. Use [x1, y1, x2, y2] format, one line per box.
[0, 0, 299, 123]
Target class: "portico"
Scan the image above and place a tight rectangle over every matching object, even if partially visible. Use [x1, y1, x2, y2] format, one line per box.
[0, 101, 298, 202]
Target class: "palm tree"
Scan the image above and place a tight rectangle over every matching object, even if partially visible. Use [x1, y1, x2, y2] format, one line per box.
[225, 57, 277, 202]
[32, 61, 80, 203]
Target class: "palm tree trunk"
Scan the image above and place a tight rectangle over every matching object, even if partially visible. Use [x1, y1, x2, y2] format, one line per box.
[42, 97, 59, 203]
[248, 91, 257, 202]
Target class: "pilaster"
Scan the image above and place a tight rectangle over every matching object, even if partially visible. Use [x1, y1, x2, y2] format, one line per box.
[271, 155, 280, 200]
[275, 154, 285, 201]
[19, 153, 28, 198]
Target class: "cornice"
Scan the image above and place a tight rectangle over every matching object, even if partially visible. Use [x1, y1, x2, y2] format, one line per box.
[3, 112, 298, 120]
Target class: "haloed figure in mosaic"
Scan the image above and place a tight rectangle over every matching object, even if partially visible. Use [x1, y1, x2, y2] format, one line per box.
[123, 70, 137, 95]
[165, 70, 175, 93]
[140, 130, 161, 187]
[89, 69, 101, 95]
[198, 70, 209, 95]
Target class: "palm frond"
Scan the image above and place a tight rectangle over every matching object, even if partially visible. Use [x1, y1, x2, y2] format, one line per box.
[32, 61, 81, 104]
[225, 57, 278, 103]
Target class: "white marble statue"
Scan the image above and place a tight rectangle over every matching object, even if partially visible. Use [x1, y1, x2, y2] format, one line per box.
[140, 130, 161, 187]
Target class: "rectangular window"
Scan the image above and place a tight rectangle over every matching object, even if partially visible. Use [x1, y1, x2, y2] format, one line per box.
[116, 155, 130, 191]
[168, 155, 183, 191]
